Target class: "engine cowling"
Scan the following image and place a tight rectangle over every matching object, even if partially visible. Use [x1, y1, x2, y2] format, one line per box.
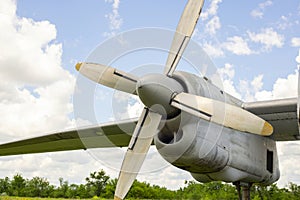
[154, 71, 280, 185]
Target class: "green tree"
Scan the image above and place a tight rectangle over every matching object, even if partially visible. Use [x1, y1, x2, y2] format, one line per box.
[103, 178, 117, 199]
[251, 183, 296, 200]
[66, 183, 78, 198]
[24, 176, 51, 197]
[10, 174, 26, 196]
[127, 180, 176, 199]
[177, 181, 238, 199]
[127, 180, 153, 199]
[288, 182, 300, 198]
[3, 170, 300, 199]
[0, 177, 10, 194]
[52, 177, 69, 198]
[85, 169, 110, 197]
[177, 181, 205, 199]
[76, 184, 90, 198]
[151, 184, 175, 199]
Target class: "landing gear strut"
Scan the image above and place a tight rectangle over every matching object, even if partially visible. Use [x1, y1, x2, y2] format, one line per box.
[233, 182, 252, 200]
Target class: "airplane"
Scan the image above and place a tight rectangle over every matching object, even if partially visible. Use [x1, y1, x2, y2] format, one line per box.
[0, 0, 299, 199]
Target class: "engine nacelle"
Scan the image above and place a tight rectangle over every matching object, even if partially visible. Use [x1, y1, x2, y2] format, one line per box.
[154, 71, 280, 185]
[155, 113, 229, 173]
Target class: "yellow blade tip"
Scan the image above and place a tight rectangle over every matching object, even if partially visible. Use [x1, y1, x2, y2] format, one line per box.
[114, 196, 122, 200]
[262, 122, 273, 136]
[75, 62, 82, 71]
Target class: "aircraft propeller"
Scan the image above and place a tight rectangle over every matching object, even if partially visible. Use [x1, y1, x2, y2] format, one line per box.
[75, 0, 273, 199]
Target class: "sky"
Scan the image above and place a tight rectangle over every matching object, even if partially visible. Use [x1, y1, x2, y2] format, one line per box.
[0, 0, 300, 190]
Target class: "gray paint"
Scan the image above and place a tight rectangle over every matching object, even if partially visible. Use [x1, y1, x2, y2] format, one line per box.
[137, 73, 184, 117]
[243, 98, 300, 140]
[155, 72, 279, 185]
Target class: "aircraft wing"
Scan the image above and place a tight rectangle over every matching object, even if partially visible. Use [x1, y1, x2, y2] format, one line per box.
[0, 118, 138, 156]
[1, 98, 299, 157]
[243, 98, 300, 141]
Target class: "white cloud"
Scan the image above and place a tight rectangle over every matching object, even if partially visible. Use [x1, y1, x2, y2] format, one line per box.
[250, 10, 264, 19]
[127, 99, 143, 119]
[250, 0, 273, 19]
[0, 0, 83, 186]
[254, 90, 273, 101]
[223, 36, 253, 55]
[245, 50, 299, 102]
[218, 63, 235, 80]
[216, 64, 265, 101]
[248, 28, 285, 51]
[238, 74, 265, 102]
[242, 74, 264, 101]
[222, 79, 242, 99]
[201, 0, 222, 36]
[216, 62, 297, 102]
[201, 0, 222, 21]
[0, 152, 101, 186]
[277, 15, 293, 30]
[202, 42, 224, 58]
[111, 92, 143, 120]
[205, 16, 221, 35]
[104, 0, 123, 37]
[236, 71, 297, 102]
[196, 0, 223, 55]
[0, 0, 75, 138]
[255, 71, 298, 101]
[277, 142, 300, 188]
[217, 64, 241, 99]
[0, 0, 16, 20]
[251, 74, 264, 92]
[263, 1, 273, 8]
[291, 37, 300, 47]
[0, 18, 68, 86]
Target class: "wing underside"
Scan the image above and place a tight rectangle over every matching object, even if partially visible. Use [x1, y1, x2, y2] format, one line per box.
[0, 119, 138, 156]
[243, 98, 300, 141]
[1, 97, 299, 157]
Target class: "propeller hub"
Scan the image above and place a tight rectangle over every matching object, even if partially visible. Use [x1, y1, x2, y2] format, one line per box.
[137, 74, 184, 118]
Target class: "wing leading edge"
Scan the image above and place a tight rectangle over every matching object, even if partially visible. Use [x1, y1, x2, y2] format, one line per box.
[0, 119, 138, 156]
[243, 70, 300, 141]
[243, 98, 300, 141]
[2, 97, 299, 156]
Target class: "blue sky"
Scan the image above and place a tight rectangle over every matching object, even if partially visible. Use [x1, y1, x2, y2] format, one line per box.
[0, 0, 300, 190]
[16, 0, 300, 90]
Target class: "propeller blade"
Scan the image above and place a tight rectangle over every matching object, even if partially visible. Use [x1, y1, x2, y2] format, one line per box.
[164, 0, 205, 77]
[171, 92, 273, 136]
[76, 62, 138, 94]
[114, 108, 162, 200]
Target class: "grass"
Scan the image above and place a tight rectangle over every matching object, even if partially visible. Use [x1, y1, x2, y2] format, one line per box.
[0, 197, 107, 200]
[0, 197, 69, 200]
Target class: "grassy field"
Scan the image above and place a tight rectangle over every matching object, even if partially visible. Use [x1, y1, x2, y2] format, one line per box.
[0, 197, 64, 200]
[0, 197, 107, 200]
[0, 197, 75, 200]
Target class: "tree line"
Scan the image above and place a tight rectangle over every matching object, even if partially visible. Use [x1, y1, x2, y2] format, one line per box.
[0, 169, 300, 199]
